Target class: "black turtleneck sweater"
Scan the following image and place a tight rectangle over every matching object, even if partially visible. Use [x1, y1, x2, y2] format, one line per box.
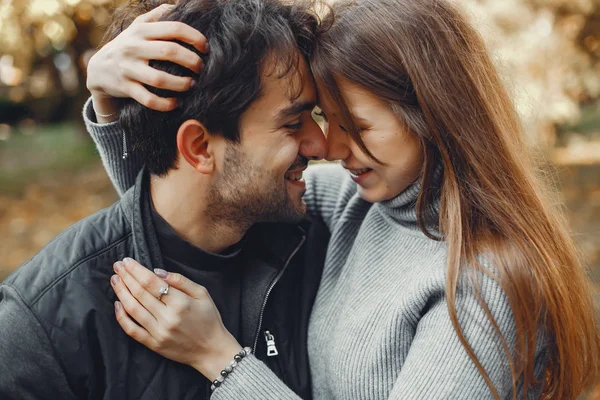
[149, 197, 245, 341]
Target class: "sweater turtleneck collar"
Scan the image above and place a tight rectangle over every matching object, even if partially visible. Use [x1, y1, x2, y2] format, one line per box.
[376, 163, 443, 236]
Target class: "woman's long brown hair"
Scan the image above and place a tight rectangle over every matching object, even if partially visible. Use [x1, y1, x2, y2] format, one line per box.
[311, 0, 600, 398]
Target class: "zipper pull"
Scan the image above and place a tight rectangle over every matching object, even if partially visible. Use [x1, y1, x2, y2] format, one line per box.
[264, 330, 279, 357]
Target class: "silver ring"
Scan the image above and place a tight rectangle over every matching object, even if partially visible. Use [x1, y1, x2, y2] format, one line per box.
[158, 285, 169, 300]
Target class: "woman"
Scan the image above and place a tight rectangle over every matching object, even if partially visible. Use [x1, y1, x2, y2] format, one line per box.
[86, 0, 600, 398]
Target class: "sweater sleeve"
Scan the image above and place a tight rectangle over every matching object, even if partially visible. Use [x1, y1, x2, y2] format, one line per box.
[0, 285, 78, 400]
[82, 97, 144, 196]
[303, 163, 353, 230]
[387, 275, 546, 399]
[210, 278, 546, 400]
[210, 355, 301, 400]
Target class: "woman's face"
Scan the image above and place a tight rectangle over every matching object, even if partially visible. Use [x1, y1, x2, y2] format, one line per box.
[316, 79, 423, 203]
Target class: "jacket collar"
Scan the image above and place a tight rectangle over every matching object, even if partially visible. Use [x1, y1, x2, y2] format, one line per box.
[120, 169, 309, 271]
[120, 169, 164, 271]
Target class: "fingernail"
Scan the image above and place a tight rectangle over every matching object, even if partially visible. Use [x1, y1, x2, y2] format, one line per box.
[123, 258, 135, 267]
[114, 301, 122, 312]
[154, 268, 168, 278]
[204, 41, 210, 52]
[114, 261, 123, 272]
[190, 80, 197, 88]
[111, 275, 119, 285]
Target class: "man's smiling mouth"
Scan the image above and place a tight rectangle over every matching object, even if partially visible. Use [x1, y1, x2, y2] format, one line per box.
[285, 169, 305, 181]
[285, 156, 309, 183]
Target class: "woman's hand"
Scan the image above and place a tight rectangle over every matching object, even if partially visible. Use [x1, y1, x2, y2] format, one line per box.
[87, 4, 208, 121]
[110, 257, 242, 380]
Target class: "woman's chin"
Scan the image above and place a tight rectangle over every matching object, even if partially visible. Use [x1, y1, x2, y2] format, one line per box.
[357, 183, 407, 204]
[357, 186, 386, 203]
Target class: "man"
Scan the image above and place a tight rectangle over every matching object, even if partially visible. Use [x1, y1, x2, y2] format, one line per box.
[0, 0, 329, 399]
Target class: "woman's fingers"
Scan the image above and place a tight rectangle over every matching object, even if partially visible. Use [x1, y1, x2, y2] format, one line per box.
[139, 21, 209, 53]
[113, 259, 167, 315]
[155, 269, 208, 300]
[111, 265, 236, 373]
[111, 275, 157, 329]
[136, 41, 204, 73]
[126, 82, 178, 111]
[114, 301, 157, 347]
[133, 3, 175, 24]
[124, 63, 196, 92]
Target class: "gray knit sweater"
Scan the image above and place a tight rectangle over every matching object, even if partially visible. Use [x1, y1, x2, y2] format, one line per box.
[83, 99, 547, 399]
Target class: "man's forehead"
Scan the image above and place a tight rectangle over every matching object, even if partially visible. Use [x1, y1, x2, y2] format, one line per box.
[274, 98, 316, 121]
[260, 58, 316, 117]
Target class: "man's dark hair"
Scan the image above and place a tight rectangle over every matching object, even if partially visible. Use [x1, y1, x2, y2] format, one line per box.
[106, 0, 319, 176]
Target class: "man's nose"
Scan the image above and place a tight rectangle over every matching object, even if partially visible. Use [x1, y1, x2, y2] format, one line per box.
[298, 119, 327, 161]
[325, 124, 350, 162]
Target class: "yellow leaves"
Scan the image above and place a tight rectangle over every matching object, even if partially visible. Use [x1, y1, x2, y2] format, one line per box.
[26, 0, 62, 19]
[454, 0, 600, 142]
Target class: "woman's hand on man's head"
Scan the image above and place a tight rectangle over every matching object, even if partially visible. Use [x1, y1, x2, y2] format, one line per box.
[87, 3, 209, 121]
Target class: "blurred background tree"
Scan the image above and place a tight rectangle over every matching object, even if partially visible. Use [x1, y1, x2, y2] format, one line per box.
[1, 0, 599, 143]
[0, 0, 122, 125]
[0, 0, 599, 395]
[462, 0, 600, 158]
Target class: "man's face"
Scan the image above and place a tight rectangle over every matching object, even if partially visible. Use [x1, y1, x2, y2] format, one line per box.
[207, 54, 326, 226]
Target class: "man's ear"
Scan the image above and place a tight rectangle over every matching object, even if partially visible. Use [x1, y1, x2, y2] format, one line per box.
[176, 120, 216, 174]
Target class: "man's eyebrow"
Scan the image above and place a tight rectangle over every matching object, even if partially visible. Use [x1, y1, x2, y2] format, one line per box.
[275, 101, 316, 121]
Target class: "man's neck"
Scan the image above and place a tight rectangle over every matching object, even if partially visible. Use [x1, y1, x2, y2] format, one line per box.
[149, 176, 247, 254]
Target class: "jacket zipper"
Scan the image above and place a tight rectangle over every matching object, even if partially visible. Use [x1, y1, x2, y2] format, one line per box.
[204, 232, 306, 400]
[252, 233, 306, 353]
[264, 330, 279, 356]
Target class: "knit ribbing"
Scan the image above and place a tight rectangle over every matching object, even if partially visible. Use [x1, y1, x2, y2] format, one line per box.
[84, 102, 547, 400]
[217, 163, 545, 400]
[83, 98, 143, 196]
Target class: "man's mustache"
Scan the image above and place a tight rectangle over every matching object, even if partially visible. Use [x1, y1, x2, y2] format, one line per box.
[287, 156, 309, 171]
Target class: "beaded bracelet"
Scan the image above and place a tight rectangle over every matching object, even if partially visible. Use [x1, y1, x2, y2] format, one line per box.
[210, 347, 253, 391]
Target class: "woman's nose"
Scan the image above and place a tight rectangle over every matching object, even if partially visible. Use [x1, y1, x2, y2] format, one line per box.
[298, 119, 327, 161]
[325, 125, 350, 162]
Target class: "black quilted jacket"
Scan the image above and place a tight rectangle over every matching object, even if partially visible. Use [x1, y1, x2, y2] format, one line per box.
[0, 170, 329, 400]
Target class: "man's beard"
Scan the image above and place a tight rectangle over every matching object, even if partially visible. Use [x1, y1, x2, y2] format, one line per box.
[205, 144, 306, 229]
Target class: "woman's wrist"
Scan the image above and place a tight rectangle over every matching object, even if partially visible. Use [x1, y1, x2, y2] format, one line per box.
[91, 93, 120, 123]
[193, 333, 244, 380]
[209, 347, 253, 391]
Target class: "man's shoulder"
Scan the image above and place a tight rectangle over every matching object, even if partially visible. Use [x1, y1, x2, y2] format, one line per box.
[4, 200, 132, 307]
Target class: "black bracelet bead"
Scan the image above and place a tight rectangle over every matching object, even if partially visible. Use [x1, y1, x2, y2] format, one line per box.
[210, 347, 252, 392]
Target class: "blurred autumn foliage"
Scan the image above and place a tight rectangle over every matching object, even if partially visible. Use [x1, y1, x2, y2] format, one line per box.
[463, 0, 600, 142]
[0, 0, 599, 140]
[0, 0, 599, 395]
